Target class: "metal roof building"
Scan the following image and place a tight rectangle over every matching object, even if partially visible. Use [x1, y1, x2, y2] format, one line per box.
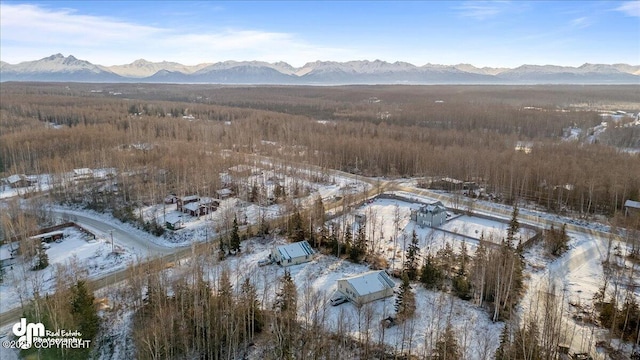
[337, 270, 395, 306]
[271, 241, 315, 266]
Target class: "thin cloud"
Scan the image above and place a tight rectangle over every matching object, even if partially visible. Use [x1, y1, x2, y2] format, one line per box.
[615, 1, 640, 17]
[455, 1, 513, 20]
[570, 17, 591, 29]
[0, 4, 163, 45]
[0, 3, 353, 66]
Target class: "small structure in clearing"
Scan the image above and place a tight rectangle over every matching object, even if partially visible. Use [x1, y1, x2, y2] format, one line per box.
[411, 201, 447, 227]
[337, 270, 395, 306]
[624, 199, 640, 217]
[6, 174, 35, 188]
[271, 241, 315, 266]
[216, 188, 234, 199]
[73, 168, 94, 179]
[164, 212, 184, 230]
[30, 231, 65, 243]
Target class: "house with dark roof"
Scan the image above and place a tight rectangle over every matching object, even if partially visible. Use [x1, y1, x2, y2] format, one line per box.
[180, 197, 219, 217]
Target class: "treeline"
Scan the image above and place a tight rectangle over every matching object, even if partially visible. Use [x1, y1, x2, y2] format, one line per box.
[1, 83, 639, 216]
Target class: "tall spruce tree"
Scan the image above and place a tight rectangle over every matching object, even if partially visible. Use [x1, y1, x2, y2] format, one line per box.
[404, 230, 420, 280]
[230, 216, 241, 253]
[420, 254, 443, 290]
[432, 324, 460, 360]
[273, 270, 297, 359]
[395, 272, 416, 322]
[506, 203, 520, 248]
[71, 280, 100, 341]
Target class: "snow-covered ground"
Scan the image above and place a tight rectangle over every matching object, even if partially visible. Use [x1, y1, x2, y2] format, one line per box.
[0, 226, 135, 313]
[330, 197, 535, 271]
[92, 236, 503, 359]
[441, 215, 536, 243]
[0, 174, 54, 199]
[0, 169, 117, 200]
[520, 227, 640, 357]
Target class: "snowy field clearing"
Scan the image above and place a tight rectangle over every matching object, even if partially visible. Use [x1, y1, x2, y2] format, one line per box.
[332, 197, 534, 271]
[0, 226, 134, 313]
[441, 215, 536, 243]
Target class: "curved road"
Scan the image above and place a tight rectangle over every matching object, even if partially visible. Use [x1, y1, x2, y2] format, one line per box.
[50, 209, 184, 257]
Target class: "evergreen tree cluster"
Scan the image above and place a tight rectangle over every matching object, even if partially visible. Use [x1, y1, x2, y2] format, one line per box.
[22, 280, 100, 360]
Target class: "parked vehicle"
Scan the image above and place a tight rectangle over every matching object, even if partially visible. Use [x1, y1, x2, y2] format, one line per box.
[258, 258, 272, 266]
[330, 294, 348, 306]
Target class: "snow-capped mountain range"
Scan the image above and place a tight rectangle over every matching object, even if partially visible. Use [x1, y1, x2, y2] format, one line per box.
[1, 54, 639, 84]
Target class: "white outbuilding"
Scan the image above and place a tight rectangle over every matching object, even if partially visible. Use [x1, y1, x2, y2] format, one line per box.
[271, 241, 315, 266]
[336, 270, 395, 306]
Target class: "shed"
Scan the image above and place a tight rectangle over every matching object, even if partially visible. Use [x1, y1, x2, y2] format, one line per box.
[30, 230, 64, 243]
[429, 177, 464, 191]
[625, 199, 640, 216]
[411, 201, 447, 227]
[271, 241, 315, 266]
[164, 212, 184, 230]
[216, 188, 234, 199]
[6, 174, 33, 188]
[73, 168, 94, 179]
[337, 270, 395, 306]
[0, 246, 16, 268]
[164, 194, 178, 204]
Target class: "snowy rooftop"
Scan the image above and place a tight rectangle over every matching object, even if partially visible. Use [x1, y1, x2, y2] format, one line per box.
[6, 174, 23, 184]
[30, 230, 64, 240]
[180, 195, 199, 202]
[419, 201, 446, 214]
[183, 202, 202, 212]
[0, 246, 12, 261]
[73, 168, 93, 176]
[216, 188, 233, 196]
[625, 199, 640, 209]
[229, 164, 253, 172]
[340, 270, 395, 297]
[164, 212, 185, 224]
[276, 241, 314, 260]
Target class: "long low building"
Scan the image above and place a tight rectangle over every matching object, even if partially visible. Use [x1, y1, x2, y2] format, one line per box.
[271, 240, 315, 266]
[337, 270, 396, 306]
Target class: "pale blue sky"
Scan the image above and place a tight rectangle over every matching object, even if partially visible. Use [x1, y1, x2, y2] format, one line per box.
[1, 1, 639, 67]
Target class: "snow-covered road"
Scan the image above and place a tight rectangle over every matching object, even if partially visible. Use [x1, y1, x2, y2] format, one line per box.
[50, 209, 183, 257]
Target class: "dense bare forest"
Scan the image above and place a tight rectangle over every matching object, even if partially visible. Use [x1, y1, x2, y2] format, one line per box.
[1, 82, 640, 359]
[1, 83, 639, 216]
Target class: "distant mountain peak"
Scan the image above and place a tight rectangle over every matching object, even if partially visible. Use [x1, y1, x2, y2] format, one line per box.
[46, 53, 65, 60]
[1, 54, 638, 84]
